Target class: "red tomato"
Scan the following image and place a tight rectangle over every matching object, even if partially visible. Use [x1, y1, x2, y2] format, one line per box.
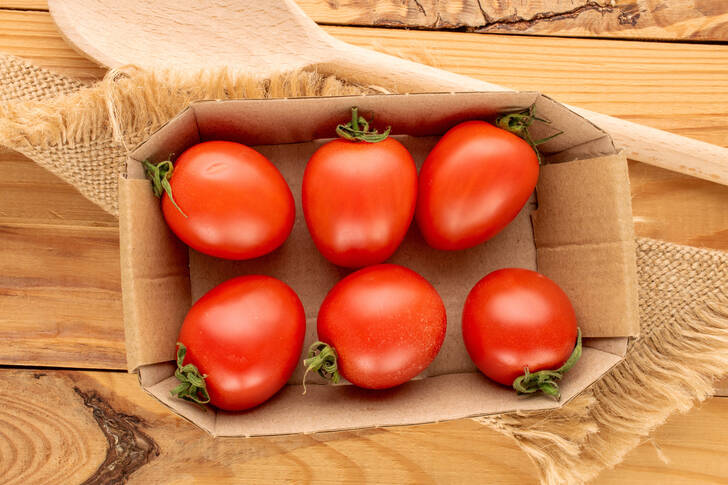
[416, 121, 539, 251]
[176, 275, 305, 411]
[302, 122, 417, 268]
[161, 140, 295, 260]
[315, 264, 446, 389]
[462, 268, 578, 389]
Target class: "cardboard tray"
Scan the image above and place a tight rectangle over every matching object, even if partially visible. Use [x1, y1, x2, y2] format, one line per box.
[119, 92, 638, 437]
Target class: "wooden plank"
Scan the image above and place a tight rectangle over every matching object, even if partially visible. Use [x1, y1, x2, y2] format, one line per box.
[0, 1, 46, 9]
[2, 367, 727, 484]
[629, 161, 728, 251]
[597, 397, 728, 484]
[0, 223, 125, 369]
[1, 10, 727, 146]
[0, 148, 117, 226]
[295, 0, 728, 42]
[0, 6, 726, 483]
[5, 1, 728, 42]
[0, 368, 539, 484]
[0, 9, 105, 81]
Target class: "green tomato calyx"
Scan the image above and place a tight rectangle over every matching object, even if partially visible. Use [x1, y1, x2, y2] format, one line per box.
[170, 342, 210, 410]
[302, 341, 341, 395]
[495, 104, 563, 164]
[512, 327, 582, 401]
[143, 159, 188, 218]
[336, 106, 391, 143]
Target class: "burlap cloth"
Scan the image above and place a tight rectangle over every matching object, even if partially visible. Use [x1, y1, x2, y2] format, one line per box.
[2, 54, 727, 484]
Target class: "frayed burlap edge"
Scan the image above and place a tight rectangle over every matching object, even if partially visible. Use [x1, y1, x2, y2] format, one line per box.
[2, 55, 728, 484]
[0, 55, 382, 215]
[477, 238, 728, 484]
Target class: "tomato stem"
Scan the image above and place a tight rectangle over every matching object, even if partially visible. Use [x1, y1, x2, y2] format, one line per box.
[170, 342, 210, 410]
[335, 106, 391, 143]
[143, 160, 188, 218]
[512, 328, 582, 401]
[302, 341, 341, 395]
[495, 104, 563, 164]
[350, 106, 360, 131]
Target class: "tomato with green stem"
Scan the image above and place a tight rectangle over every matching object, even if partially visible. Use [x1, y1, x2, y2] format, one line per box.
[416, 107, 559, 251]
[462, 268, 581, 400]
[302, 107, 417, 268]
[172, 275, 305, 411]
[304, 264, 446, 390]
[145, 140, 295, 260]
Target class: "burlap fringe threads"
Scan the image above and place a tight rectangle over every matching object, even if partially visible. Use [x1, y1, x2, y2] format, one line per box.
[0, 57, 375, 214]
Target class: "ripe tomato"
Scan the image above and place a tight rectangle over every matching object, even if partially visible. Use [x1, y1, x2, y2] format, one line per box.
[151, 140, 295, 260]
[462, 268, 580, 398]
[309, 264, 446, 390]
[302, 108, 417, 268]
[175, 275, 305, 411]
[416, 121, 539, 251]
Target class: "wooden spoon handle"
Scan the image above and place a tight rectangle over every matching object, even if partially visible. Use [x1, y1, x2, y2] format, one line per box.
[571, 108, 728, 184]
[327, 45, 728, 185]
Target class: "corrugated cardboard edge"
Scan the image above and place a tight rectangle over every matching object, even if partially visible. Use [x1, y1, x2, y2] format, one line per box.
[119, 177, 192, 371]
[121, 108, 200, 372]
[532, 95, 616, 161]
[533, 151, 639, 337]
[136, 344, 625, 437]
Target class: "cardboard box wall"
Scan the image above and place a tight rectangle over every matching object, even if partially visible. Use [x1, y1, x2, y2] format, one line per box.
[119, 92, 638, 437]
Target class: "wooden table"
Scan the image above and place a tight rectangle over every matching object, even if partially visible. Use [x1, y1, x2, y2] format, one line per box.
[1, 1, 728, 483]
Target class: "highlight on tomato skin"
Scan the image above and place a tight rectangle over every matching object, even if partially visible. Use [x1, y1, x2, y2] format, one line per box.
[415, 120, 539, 251]
[173, 275, 306, 412]
[461, 268, 580, 398]
[308, 264, 447, 390]
[148, 140, 296, 261]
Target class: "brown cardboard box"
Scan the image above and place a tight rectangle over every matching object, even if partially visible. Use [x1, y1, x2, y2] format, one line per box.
[119, 92, 638, 437]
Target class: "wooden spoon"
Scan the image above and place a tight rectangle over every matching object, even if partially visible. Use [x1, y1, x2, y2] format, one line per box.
[49, 0, 728, 185]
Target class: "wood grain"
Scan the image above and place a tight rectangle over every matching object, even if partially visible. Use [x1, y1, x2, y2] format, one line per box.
[597, 397, 728, 484]
[0, 148, 123, 368]
[0, 370, 109, 484]
[716, 379, 728, 397]
[2, 367, 727, 484]
[0, 9, 104, 81]
[9, 1, 728, 41]
[628, 161, 728, 250]
[0, 1, 46, 9]
[296, 0, 728, 42]
[0, 221, 125, 368]
[0, 148, 116, 226]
